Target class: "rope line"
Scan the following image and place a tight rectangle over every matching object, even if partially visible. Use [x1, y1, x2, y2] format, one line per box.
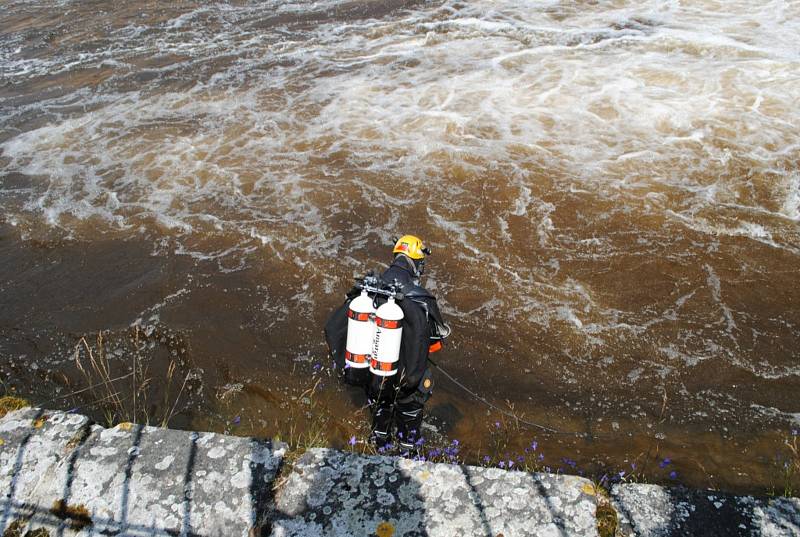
[428, 358, 600, 437]
[37, 372, 135, 406]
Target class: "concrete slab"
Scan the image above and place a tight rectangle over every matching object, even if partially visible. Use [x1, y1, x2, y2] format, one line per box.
[4, 409, 800, 537]
[612, 483, 800, 537]
[0, 408, 93, 527]
[273, 447, 599, 537]
[0, 409, 285, 537]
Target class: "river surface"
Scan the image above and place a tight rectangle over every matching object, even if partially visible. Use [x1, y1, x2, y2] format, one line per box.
[1, 0, 799, 494]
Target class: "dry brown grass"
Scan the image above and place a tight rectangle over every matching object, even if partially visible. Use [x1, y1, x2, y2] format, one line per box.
[72, 329, 191, 427]
[51, 499, 93, 531]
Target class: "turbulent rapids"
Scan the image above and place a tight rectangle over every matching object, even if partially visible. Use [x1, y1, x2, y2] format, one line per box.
[1, 0, 799, 492]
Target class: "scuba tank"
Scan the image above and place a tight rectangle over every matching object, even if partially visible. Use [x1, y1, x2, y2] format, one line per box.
[345, 290, 375, 369]
[370, 296, 404, 377]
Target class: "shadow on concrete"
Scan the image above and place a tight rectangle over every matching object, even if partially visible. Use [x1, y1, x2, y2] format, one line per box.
[0, 408, 45, 532]
[266, 448, 432, 536]
[53, 419, 94, 537]
[249, 437, 282, 537]
[613, 483, 800, 537]
[458, 465, 494, 537]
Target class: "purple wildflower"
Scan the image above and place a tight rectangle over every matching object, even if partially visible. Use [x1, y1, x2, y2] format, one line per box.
[792, 429, 799, 437]
[415, 437, 425, 446]
[659, 458, 672, 469]
[508, 460, 514, 468]
[349, 436, 357, 446]
[669, 471, 678, 479]
[495, 421, 501, 428]
[498, 461, 506, 469]
[483, 455, 491, 464]
[538, 453, 545, 461]
[452, 439, 460, 447]
[232, 416, 241, 425]
[630, 462, 637, 471]
[531, 440, 538, 451]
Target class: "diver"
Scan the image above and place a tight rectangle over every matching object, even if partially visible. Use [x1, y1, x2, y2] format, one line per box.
[324, 235, 450, 452]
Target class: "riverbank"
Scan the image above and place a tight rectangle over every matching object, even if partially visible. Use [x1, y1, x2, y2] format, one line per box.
[1, 408, 798, 536]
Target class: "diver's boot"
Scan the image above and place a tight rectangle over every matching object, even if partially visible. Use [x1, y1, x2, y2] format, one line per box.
[396, 402, 424, 454]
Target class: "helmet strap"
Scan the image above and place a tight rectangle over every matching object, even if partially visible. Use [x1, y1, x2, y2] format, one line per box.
[396, 253, 422, 278]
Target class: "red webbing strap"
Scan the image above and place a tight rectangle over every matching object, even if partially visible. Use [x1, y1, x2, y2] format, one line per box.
[347, 310, 370, 322]
[375, 318, 400, 329]
[345, 350, 369, 364]
[369, 359, 397, 372]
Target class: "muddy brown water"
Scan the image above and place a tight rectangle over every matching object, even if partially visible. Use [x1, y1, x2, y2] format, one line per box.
[2, 0, 799, 495]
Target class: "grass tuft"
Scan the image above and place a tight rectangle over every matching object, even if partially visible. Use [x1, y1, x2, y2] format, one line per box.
[70, 327, 195, 428]
[0, 396, 30, 419]
[50, 500, 92, 531]
[596, 502, 618, 537]
[779, 429, 800, 497]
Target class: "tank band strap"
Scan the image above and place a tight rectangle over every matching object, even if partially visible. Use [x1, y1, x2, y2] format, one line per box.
[370, 359, 398, 372]
[375, 318, 400, 329]
[347, 310, 371, 322]
[345, 351, 369, 364]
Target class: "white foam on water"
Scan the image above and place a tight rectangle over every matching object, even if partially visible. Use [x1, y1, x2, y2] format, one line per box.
[705, 263, 738, 336]
[782, 172, 800, 221]
[1, 0, 799, 387]
[2, 0, 798, 242]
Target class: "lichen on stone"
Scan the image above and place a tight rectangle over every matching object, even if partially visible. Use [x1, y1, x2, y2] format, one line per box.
[375, 521, 395, 537]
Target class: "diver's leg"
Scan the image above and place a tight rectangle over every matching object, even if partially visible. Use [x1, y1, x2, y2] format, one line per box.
[395, 396, 424, 451]
[367, 376, 394, 448]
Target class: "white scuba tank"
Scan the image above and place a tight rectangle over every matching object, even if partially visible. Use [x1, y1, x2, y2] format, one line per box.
[345, 291, 375, 369]
[370, 297, 404, 377]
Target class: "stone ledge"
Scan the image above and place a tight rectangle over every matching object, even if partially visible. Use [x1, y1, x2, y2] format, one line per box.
[1, 408, 799, 537]
[272, 447, 598, 536]
[1, 408, 283, 536]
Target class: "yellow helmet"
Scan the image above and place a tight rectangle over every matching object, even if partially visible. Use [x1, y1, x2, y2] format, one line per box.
[392, 235, 430, 260]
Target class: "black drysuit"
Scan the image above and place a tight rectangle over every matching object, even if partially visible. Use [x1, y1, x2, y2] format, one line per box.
[324, 257, 447, 449]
